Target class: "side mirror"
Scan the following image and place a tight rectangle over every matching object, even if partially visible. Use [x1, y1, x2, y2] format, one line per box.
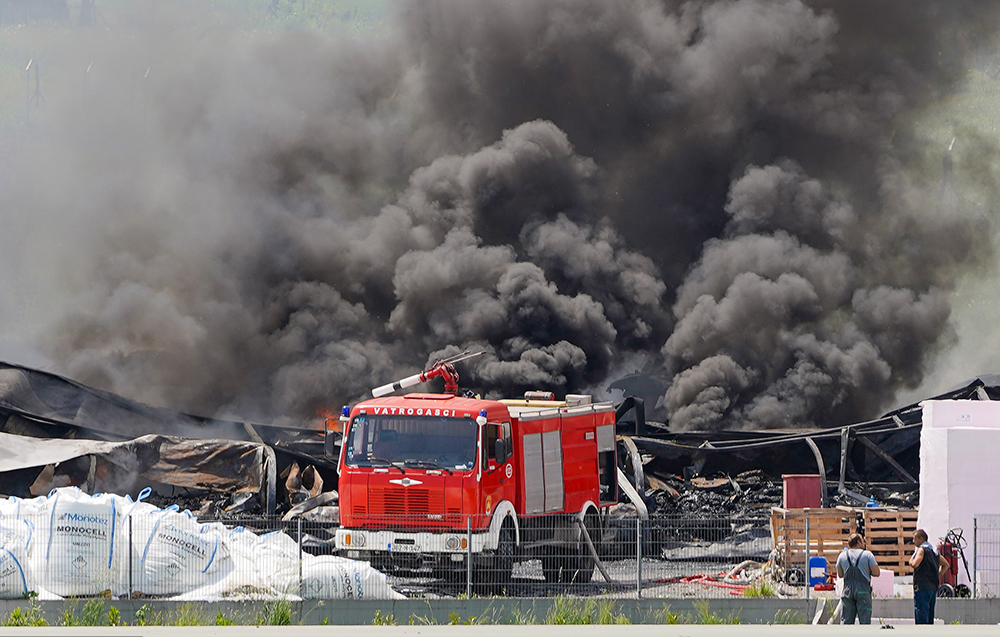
[494, 439, 507, 464]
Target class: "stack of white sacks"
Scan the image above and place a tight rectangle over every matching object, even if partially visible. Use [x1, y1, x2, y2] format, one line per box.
[0, 487, 401, 600]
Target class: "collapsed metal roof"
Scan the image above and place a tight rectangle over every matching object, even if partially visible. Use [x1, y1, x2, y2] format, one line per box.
[618, 376, 1000, 506]
[0, 361, 335, 515]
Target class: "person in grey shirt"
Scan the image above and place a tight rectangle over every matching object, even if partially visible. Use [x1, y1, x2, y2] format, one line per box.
[836, 533, 881, 624]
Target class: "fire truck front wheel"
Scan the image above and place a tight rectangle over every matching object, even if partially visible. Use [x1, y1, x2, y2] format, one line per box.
[540, 510, 601, 584]
[493, 519, 516, 590]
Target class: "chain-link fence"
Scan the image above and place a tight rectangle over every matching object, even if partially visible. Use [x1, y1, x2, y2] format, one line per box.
[3, 495, 841, 600]
[324, 512, 820, 599]
[974, 515, 1000, 597]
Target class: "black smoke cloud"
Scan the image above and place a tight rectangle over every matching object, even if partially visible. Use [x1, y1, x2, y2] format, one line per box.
[1, 0, 997, 430]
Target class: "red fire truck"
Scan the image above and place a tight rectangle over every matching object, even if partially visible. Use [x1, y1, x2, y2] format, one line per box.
[327, 353, 620, 585]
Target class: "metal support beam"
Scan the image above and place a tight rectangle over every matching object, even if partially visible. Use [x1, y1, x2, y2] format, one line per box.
[856, 435, 917, 484]
[619, 435, 645, 498]
[804, 437, 828, 507]
[839, 428, 849, 494]
[615, 396, 646, 436]
[838, 427, 868, 504]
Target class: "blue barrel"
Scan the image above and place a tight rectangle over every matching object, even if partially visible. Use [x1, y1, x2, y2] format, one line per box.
[809, 556, 827, 586]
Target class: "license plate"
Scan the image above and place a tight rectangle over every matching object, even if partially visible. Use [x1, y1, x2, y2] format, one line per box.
[390, 543, 420, 553]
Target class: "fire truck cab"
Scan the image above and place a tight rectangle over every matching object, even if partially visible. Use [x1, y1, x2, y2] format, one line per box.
[331, 390, 618, 585]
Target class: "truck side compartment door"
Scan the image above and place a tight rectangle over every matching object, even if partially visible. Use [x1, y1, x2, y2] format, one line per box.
[596, 423, 617, 504]
[481, 422, 514, 519]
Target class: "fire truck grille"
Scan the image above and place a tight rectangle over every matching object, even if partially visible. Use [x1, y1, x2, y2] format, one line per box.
[372, 488, 444, 517]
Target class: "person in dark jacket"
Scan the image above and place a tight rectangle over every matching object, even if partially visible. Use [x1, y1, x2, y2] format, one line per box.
[909, 529, 950, 625]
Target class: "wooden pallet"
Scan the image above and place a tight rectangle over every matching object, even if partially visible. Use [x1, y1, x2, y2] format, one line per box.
[770, 507, 857, 570]
[859, 508, 919, 575]
[772, 506, 920, 575]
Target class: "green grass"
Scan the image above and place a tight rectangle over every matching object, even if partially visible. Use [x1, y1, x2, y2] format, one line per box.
[742, 579, 776, 597]
[692, 600, 742, 625]
[772, 609, 807, 624]
[58, 598, 124, 626]
[255, 599, 294, 626]
[372, 609, 397, 625]
[2, 600, 48, 627]
[0, 599, 767, 626]
[133, 603, 164, 626]
[172, 602, 210, 626]
[544, 597, 631, 625]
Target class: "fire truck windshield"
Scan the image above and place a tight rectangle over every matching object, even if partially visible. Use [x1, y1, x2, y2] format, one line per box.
[344, 414, 479, 471]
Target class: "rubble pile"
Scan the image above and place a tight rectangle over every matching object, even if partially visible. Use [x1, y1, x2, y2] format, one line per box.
[827, 484, 918, 509]
[645, 470, 783, 520]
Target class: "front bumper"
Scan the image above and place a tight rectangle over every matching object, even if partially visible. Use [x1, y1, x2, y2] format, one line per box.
[336, 527, 492, 554]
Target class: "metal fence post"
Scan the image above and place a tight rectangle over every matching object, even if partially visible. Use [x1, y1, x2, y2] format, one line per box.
[466, 516, 472, 598]
[804, 518, 810, 601]
[636, 517, 642, 598]
[128, 515, 133, 599]
[298, 518, 304, 594]
[974, 517, 978, 598]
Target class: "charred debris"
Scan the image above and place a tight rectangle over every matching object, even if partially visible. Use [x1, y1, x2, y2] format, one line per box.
[3, 359, 1000, 525]
[615, 376, 1000, 521]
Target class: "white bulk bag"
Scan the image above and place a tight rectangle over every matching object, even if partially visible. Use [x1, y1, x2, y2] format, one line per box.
[251, 531, 301, 595]
[39, 488, 122, 597]
[0, 518, 34, 598]
[129, 507, 232, 596]
[299, 555, 403, 600]
[0, 497, 19, 519]
[170, 525, 267, 600]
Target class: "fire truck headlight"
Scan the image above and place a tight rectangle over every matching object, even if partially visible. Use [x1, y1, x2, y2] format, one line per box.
[446, 536, 461, 550]
[353, 533, 366, 547]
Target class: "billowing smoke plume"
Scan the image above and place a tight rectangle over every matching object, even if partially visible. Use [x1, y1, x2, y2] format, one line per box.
[1, 1, 998, 429]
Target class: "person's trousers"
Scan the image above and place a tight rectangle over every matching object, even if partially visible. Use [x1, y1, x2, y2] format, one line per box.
[841, 591, 873, 624]
[914, 589, 937, 624]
